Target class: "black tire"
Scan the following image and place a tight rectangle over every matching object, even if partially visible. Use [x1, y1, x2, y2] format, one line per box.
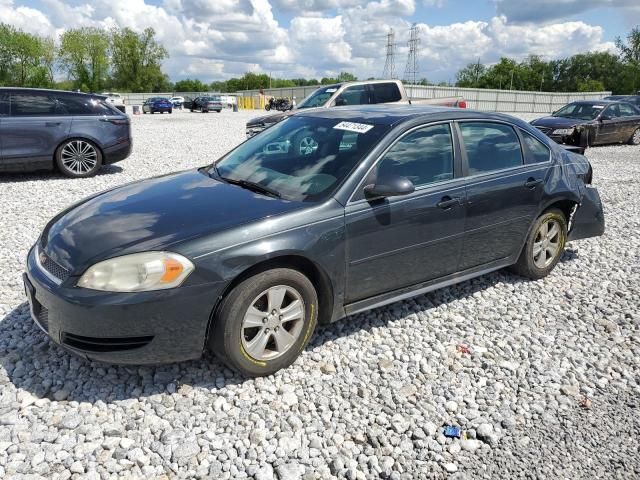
[265, 103, 271, 111]
[190, 108, 194, 112]
[511, 208, 567, 280]
[55, 139, 103, 178]
[629, 127, 640, 145]
[209, 268, 318, 377]
[169, 109, 173, 114]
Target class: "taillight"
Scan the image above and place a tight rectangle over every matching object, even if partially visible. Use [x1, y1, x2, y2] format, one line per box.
[458, 101, 467, 109]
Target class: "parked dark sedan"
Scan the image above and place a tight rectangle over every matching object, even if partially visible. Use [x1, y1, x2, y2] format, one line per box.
[0, 87, 132, 177]
[188, 96, 223, 113]
[603, 95, 640, 108]
[531, 100, 640, 146]
[142, 97, 173, 114]
[25, 106, 604, 376]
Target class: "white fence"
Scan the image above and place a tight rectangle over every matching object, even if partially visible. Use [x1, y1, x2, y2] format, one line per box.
[235, 84, 611, 114]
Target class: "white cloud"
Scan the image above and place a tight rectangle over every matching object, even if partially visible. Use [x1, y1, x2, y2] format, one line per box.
[0, 0, 624, 84]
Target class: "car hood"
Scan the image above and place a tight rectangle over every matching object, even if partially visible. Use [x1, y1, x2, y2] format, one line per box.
[531, 116, 591, 128]
[41, 169, 305, 272]
[246, 110, 294, 127]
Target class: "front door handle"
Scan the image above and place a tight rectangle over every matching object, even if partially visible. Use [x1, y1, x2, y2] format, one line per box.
[45, 122, 61, 127]
[524, 177, 542, 189]
[436, 196, 461, 209]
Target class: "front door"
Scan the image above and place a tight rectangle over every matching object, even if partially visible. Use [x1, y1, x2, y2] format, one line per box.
[345, 122, 466, 303]
[457, 121, 546, 270]
[3, 92, 71, 166]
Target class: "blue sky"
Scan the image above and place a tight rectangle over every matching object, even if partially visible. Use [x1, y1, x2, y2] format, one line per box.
[3, 0, 639, 82]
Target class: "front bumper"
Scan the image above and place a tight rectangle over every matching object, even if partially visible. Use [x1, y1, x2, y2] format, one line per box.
[24, 246, 223, 365]
[568, 186, 605, 241]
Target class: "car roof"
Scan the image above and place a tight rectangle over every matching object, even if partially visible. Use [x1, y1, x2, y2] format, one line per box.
[291, 104, 520, 127]
[0, 87, 104, 97]
[568, 99, 617, 105]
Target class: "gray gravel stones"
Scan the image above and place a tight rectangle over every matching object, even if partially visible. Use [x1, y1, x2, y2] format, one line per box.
[0, 111, 639, 478]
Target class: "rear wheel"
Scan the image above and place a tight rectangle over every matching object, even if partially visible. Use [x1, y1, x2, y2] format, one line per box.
[169, 109, 173, 114]
[511, 209, 567, 279]
[209, 268, 318, 377]
[629, 127, 640, 145]
[55, 139, 103, 178]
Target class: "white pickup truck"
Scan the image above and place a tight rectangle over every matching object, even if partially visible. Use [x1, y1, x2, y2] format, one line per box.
[246, 79, 466, 137]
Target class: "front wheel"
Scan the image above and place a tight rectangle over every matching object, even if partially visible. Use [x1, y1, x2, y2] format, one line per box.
[511, 209, 567, 279]
[265, 103, 271, 111]
[55, 139, 103, 178]
[209, 268, 318, 377]
[629, 127, 640, 145]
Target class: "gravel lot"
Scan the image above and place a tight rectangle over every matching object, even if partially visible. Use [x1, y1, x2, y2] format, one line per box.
[0, 109, 638, 479]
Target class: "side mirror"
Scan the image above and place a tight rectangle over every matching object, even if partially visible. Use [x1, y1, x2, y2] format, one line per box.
[364, 175, 415, 199]
[334, 97, 347, 106]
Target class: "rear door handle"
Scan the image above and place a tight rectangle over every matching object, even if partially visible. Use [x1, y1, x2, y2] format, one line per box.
[436, 196, 461, 209]
[45, 122, 61, 127]
[524, 177, 543, 189]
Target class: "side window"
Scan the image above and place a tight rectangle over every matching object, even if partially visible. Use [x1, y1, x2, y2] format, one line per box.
[334, 85, 369, 106]
[373, 123, 454, 188]
[371, 83, 402, 104]
[521, 131, 551, 164]
[459, 122, 523, 174]
[604, 104, 620, 118]
[618, 103, 637, 117]
[0, 94, 8, 116]
[56, 95, 95, 115]
[10, 93, 57, 116]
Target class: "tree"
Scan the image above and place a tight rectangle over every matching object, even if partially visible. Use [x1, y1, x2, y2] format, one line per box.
[616, 27, 640, 92]
[110, 27, 168, 92]
[175, 78, 207, 92]
[0, 23, 53, 88]
[456, 61, 486, 87]
[59, 27, 110, 92]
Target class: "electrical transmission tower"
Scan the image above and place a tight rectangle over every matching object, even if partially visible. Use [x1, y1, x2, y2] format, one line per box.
[403, 23, 420, 85]
[382, 28, 396, 79]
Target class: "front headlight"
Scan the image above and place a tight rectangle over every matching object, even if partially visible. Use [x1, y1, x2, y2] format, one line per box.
[552, 128, 575, 135]
[77, 252, 194, 292]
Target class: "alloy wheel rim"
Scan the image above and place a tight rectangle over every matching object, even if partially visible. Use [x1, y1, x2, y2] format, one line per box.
[532, 218, 562, 269]
[61, 140, 98, 174]
[241, 285, 305, 361]
[298, 137, 318, 155]
[633, 129, 640, 145]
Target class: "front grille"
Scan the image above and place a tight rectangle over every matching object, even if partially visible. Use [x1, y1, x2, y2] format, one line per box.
[40, 251, 70, 282]
[535, 126, 553, 135]
[62, 333, 154, 352]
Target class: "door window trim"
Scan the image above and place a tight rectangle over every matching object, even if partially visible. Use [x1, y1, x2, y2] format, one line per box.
[347, 120, 462, 205]
[454, 119, 535, 179]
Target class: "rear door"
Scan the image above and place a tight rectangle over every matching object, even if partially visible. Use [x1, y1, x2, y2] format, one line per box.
[0, 93, 8, 164]
[3, 92, 71, 166]
[616, 102, 640, 142]
[596, 104, 623, 144]
[457, 121, 550, 270]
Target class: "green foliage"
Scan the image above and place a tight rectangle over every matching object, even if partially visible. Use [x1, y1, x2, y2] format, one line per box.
[59, 27, 110, 92]
[0, 23, 53, 88]
[110, 27, 168, 92]
[174, 78, 208, 92]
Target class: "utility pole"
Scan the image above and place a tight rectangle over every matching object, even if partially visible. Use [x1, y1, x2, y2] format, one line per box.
[403, 24, 420, 86]
[510, 70, 514, 90]
[382, 28, 397, 79]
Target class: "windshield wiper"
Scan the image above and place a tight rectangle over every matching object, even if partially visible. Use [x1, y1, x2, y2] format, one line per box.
[220, 176, 281, 198]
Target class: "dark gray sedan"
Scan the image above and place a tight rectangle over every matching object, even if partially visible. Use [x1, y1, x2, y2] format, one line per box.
[25, 106, 604, 376]
[531, 100, 640, 147]
[0, 88, 131, 177]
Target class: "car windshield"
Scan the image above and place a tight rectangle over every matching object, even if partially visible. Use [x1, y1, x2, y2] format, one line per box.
[211, 116, 388, 202]
[296, 86, 340, 109]
[553, 103, 605, 120]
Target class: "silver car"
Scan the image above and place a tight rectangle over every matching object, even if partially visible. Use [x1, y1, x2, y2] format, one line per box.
[0, 88, 132, 178]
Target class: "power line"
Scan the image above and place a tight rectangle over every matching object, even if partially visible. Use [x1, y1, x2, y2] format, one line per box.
[403, 23, 420, 85]
[382, 28, 396, 79]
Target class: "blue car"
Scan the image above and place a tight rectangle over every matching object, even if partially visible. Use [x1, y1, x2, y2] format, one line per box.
[142, 97, 173, 114]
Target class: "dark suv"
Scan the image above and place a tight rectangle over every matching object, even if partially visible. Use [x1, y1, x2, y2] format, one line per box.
[0, 88, 132, 178]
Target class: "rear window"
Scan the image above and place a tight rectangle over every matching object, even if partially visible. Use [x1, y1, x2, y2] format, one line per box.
[460, 122, 523, 174]
[10, 93, 57, 116]
[371, 83, 402, 103]
[521, 131, 551, 164]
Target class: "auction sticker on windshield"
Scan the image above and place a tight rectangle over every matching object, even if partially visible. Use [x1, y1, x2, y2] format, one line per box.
[334, 121, 374, 134]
